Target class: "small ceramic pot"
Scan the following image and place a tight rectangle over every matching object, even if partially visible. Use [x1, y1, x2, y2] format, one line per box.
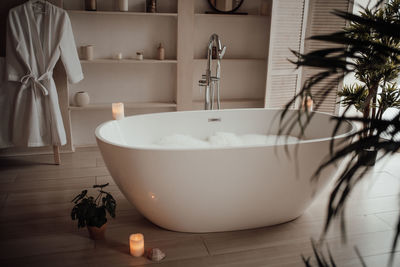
[136, 52, 143, 61]
[82, 45, 94, 60]
[75, 91, 90, 107]
[87, 223, 107, 240]
[85, 0, 97, 11]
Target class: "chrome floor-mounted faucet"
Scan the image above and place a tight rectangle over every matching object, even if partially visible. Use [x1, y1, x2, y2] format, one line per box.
[198, 34, 226, 110]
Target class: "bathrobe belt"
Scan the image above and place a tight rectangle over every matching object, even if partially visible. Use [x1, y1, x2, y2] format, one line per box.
[20, 72, 52, 96]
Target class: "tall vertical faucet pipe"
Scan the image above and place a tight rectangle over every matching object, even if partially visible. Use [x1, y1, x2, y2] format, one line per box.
[199, 34, 226, 110]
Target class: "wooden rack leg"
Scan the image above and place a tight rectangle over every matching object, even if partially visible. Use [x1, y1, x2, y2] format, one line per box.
[53, 145, 61, 165]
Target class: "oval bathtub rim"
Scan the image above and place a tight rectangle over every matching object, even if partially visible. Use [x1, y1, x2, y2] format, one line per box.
[94, 108, 358, 151]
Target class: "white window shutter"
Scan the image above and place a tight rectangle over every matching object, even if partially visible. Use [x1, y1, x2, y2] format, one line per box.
[301, 0, 352, 114]
[265, 0, 307, 109]
[265, 0, 352, 114]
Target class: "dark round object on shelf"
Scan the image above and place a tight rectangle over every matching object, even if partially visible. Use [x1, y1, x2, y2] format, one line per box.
[207, 0, 244, 14]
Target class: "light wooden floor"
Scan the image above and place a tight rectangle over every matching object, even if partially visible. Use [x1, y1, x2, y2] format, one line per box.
[0, 147, 399, 267]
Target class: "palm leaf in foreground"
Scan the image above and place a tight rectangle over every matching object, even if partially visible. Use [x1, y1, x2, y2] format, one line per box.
[276, 1, 400, 265]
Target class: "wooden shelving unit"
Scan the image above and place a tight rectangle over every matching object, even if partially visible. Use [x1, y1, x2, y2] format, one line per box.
[80, 59, 178, 64]
[194, 13, 268, 19]
[192, 98, 264, 110]
[64, 0, 272, 146]
[67, 10, 178, 17]
[69, 102, 177, 110]
[192, 0, 271, 108]
[193, 58, 267, 62]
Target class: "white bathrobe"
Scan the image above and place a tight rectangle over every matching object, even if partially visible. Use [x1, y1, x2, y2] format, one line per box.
[3, 0, 83, 147]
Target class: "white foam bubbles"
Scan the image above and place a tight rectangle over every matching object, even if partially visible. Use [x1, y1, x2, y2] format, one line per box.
[153, 132, 299, 148]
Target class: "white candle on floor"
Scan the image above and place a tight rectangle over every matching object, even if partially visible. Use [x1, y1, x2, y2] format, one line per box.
[129, 233, 144, 257]
[112, 102, 125, 120]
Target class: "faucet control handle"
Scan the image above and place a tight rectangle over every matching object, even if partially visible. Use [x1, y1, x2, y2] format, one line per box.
[198, 79, 207, 87]
[219, 46, 226, 59]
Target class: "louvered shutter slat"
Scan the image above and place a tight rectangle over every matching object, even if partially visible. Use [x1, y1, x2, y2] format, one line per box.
[265, 0, 351, 114]
[265, 0, 306, 108]
[302, 0, 350, 114]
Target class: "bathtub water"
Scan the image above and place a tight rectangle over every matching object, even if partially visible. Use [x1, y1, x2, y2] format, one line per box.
[96, 108, 356, 233]
[153, 132, 299, 148]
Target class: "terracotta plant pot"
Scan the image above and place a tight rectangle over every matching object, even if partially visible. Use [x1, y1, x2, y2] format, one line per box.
[87, 223, 107, 240]
[358, 148, 378, 166]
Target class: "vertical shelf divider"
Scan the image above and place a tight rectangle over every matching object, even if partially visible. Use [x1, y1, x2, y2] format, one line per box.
[177, 0, 195, 111]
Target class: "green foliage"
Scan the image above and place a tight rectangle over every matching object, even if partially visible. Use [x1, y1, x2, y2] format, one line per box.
[379, 83, 400, 113]
[70, 183, 116, 228]
[338, 0, 400, 126]
[279, 0, 400, 266]
[338, 84, 367, 112]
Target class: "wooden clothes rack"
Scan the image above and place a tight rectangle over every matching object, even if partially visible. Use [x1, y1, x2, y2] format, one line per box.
[53, 145, 60, 165]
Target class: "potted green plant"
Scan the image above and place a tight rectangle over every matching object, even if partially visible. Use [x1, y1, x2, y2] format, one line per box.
[281, 0, 400, 264]
[71, 183, 116, 240]
[337, 3, 400, 165]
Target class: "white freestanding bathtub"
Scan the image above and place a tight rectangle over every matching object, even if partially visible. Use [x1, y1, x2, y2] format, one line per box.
[95, 108, 355, 233]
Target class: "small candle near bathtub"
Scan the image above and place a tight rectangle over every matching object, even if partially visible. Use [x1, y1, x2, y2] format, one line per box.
[112, 102, 125, 120]
[130, 233, 144, 257]
[301, 96, 314, 111]
[115, 52, 123, 60]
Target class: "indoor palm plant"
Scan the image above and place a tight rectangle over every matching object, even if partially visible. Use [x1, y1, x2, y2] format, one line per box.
[278, 0, 400, 265]
[71, 183, 116, 240]
[337, 3, 400, 165]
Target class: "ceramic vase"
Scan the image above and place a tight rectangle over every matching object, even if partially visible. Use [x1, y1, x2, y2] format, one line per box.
[75, 91, 90, 107]
[82, 45, 94, 60]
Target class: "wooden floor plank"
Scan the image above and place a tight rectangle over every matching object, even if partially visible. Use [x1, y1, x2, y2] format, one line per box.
[374, 211, 400, 229]
[0, 233, 95, 260]
[89, 236, 209, 266]
[0, 176, 97, 193]
[0, 171, 17, 183]
[15, 166, 109, 182]
[96, 175, 116, 186]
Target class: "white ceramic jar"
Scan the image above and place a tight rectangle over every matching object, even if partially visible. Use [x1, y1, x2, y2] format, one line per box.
[118, 0, 128, 11]
[75, 91, 90, 107]
[82, 45, 94, 60]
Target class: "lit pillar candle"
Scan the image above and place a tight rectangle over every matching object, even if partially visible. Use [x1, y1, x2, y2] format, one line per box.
[302, 96, 314, 111]
[112, 102, 125, 120]
[306, 96, 314, 111]
[129, 233, 144, 257]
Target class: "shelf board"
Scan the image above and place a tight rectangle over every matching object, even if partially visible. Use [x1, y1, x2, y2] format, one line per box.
[194, 58, 267, 62]
[80, 59, 177, 64]
[67, 10, 178, 17]
[195, 13, 269, 19]
[69, 102, 177, 111]
[192, 98, 264, 109]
